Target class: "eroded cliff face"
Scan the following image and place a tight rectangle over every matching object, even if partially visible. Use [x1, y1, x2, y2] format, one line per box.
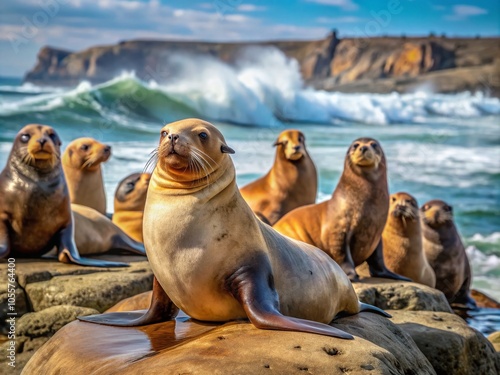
[24, 33, 500, 95]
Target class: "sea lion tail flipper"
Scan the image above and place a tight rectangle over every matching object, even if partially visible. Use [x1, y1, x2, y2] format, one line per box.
[227, 258, 354, 339]
[111, 232, 147, 256]
[358, 302, 391, 318]
[366, 240, 412, 281]
[78, 277, 178, 326]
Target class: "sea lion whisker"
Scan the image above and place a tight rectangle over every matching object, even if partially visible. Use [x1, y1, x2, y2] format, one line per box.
[192, 147, 218, 168]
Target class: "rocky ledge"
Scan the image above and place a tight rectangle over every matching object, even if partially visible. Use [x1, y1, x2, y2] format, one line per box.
[1, 259, 498, 374]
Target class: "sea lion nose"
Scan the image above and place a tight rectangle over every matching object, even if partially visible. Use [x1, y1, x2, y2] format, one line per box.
[38, 138, 47, 147]
[294, 145, 301, 151]
[104, 145, 111, 153]
[360, 146, 368, 153]
[168, 134, 179, 142]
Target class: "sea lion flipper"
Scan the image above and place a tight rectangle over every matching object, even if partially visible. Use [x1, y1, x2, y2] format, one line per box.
[58, 223, 129, 268]
[358, 302, 391, 318]
[79, 277, 179, 326]
[227, 261, 354, 339]
[366, 240, 412, 281]
[111, 234, 147, 256]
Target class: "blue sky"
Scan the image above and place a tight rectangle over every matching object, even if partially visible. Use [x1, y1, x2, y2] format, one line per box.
[0, 0, 498, 77]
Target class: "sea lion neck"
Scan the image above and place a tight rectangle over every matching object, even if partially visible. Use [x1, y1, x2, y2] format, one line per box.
[9, 150, 62, 183]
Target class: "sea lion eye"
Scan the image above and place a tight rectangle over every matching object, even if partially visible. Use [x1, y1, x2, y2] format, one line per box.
[447, 205, 453, 212]
[20, 134, 30, 143]
[371, 142, 378, 149]
[391, 197, 396, 202]
[352, 143, 359, 149]
[161, 131, 167, 137]
[199, 132, 208, 140]
[81, 144, 89, 151]
[126, 182, 135, 188]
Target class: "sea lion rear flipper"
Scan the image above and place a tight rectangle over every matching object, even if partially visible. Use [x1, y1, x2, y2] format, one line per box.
[58, 221, 130, 267]
[111, 233, 147, 256]
[358, 302, 391, 318]
[79, 277, 179, 326]
[366, 240, 412, 281]
[226, 258, 354, 339]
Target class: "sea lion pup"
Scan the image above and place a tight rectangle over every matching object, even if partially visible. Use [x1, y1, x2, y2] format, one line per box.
[240, 130, 317, 225]
[112, 173, 151, 242]
[0, 124, 127, 267]
[79, 118, 389, 338]
[72, 204, 146, 256]
[62, 137, 111, 214]
[421, 200, 477, 310]
[382, 192, 436, 287]
[274, 138, 410, 282]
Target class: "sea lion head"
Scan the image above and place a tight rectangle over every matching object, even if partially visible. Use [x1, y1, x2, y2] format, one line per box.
[154, 118, 235, 184]
[348, 137, 385, 170]
[114, 172, 151, 211]
[274, 130, 307, 161]
[420, 199, 454, 228]
[389, 192, 419, 221]
[12, 124, 62, 172]
[63, 137, 111, 171]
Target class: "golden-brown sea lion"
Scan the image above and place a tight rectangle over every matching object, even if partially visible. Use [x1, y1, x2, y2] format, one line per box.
[62, 137, 111, 214]
[111, 173, 150, 243]
[274, 138, 409, 282]
[240, 130, 317, 225]
[421, 199, 477, 309]
[382, 192, 436, 287]
[0, 125, 126, 267]
[80, 118, 389, 338]
[72, 204, 146, 256]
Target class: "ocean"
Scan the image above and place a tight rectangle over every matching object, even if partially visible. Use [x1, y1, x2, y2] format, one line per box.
[0, 49, 499, 334]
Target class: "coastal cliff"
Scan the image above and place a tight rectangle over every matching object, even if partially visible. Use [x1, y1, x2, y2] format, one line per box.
[24, 32, 500, 95]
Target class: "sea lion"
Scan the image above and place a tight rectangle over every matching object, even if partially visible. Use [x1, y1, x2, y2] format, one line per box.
[0, 124, 126, 267]
[80, 118, 388, 338]
[274, 138, 410, 282]
[72, 204, 146, 256]
[421, 199, 477, 309]
[62, 137, 111, 214]
[112, 173, 151, 242]
[240, 130, 317, 225]
[382, 192, 436, 287]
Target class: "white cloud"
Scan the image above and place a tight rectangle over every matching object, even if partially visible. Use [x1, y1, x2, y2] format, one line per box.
[445, 5, 488, 20]
[237, 4, 267, 12]
[306, 0, 358, 11]
[316, 16, 364, 24]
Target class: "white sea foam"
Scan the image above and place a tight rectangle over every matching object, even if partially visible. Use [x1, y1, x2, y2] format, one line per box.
[2, 48, 500, 125]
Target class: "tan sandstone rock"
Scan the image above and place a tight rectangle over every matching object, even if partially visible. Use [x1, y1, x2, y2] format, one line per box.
[488, 331, 500, 352]
[390, 310, 500, 375]
[22, 313, 436, 375]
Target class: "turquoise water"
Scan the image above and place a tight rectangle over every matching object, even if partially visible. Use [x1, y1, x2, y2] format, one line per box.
[0, 73, 499, 333]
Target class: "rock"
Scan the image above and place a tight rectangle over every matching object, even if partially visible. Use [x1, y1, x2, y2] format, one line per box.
[488, 331, 500, 352]
[0, 281, 28, 335]
[353, 278, 453, 313]
[23, 313, 436, 375]
[24, 36, 500, 96]
[390, 310, 500, 375]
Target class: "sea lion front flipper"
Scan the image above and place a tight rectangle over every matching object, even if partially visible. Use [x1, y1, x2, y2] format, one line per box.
[57, 221, 129, 268]
[79, 277, 179, 326]
[226, 257, 354, 339]
[366, 240, 412, 281]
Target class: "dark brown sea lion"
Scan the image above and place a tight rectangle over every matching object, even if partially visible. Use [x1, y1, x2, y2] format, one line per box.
[62, 137, 111, 214]
[274, 138, 410, 282]
[382, 192, 436, 287]
[0, 124, 126, 267]
[240, 130, 317, 225]
[80, 118, 389, 338]
[112, 173, 150, 243]
[421, 199, 477, 309]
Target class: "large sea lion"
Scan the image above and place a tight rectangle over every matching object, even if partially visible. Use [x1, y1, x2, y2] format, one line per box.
[62, 137, 111, 214]
[112, 173, 150, 242]
[240, 130, 317, 225]
[0, 124, 126, 267]
[421, 199, 477, 309]
[72, 204, 146, 256]
[274, 138, 409, 282]
[80, 118, 388, 338]
[382, 192, 436, 287]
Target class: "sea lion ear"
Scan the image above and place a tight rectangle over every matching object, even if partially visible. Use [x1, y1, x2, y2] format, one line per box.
[221, 144, 235, 154]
